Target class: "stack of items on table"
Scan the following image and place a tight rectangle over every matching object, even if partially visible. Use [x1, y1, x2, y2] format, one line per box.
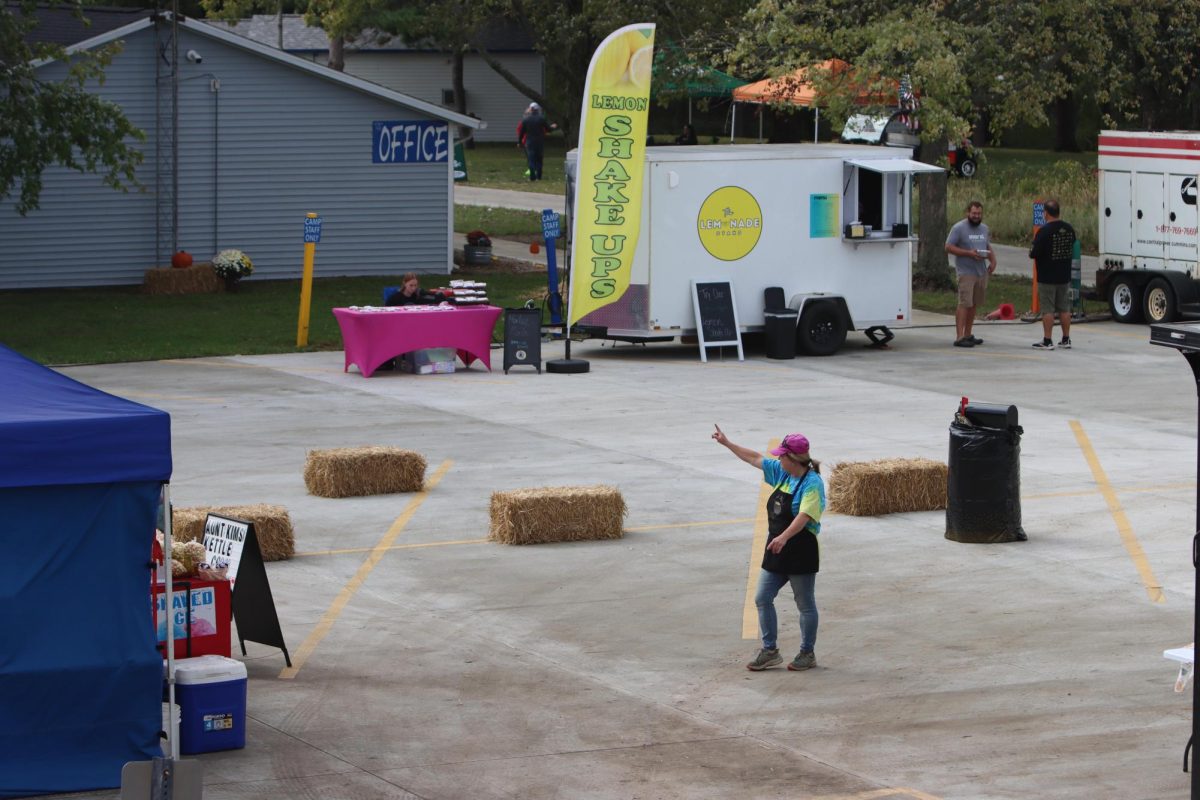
[448, 279, 489, 305]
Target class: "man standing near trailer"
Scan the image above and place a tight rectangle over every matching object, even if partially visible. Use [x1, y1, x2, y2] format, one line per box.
[1028, 199, 1076, 350]
[945, 201, 997, 348]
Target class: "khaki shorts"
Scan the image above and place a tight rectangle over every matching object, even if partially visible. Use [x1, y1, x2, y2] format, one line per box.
[957, 274, 987, 308]
[1038, 283, 1071, 314]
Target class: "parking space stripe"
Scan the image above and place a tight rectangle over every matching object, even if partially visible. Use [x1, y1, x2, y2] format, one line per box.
[279, 459, 453, 679]
[743, 439, 779, 639]
[1070, 420, 1166, 604]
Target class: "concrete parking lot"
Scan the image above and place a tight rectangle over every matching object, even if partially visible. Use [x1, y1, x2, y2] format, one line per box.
[54, 314, 1199, 800]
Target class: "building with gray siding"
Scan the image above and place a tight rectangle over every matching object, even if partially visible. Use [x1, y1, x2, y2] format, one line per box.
[0, 14, 481, 290]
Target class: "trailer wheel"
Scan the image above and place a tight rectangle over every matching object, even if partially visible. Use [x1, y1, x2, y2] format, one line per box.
[1109, 277, 1143, 324]
[797, 302, 847, 356]
[957, 158, 977, 178]
[1143, 277, 1178, 324]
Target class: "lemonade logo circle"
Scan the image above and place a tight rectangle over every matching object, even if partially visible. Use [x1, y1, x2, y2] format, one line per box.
[697, 187, 762, 261]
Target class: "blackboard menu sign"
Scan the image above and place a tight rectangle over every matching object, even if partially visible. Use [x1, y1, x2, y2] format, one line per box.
[690, 280, 744, 362]
[503, 307, 542, 373]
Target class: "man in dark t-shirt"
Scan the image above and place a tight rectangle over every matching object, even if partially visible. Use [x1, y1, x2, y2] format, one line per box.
[1028, 199, 1076, 350]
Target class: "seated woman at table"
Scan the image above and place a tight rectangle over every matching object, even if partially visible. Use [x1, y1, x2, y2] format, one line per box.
[385, 272, 441, 306]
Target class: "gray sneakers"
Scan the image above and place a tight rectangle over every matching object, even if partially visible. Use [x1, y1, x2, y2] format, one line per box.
[746, 648, 783, 671]
[788, 651, 816, 671]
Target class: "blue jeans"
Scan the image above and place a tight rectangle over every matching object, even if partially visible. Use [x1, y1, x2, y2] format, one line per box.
[755, 569, 817, 652]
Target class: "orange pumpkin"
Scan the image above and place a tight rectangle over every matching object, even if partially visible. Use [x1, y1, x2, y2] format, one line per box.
[171, 250, 193, 269]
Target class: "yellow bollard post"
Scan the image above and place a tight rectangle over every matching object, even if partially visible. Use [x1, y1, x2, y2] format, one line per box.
[297, 212, 321, 347]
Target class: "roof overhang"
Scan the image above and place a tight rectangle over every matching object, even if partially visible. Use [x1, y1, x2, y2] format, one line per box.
[845, 157, 943, 174]
[36, 13, 484, 130]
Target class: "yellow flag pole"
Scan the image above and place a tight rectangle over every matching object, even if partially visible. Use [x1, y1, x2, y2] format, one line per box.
[297, 212, 319, 347]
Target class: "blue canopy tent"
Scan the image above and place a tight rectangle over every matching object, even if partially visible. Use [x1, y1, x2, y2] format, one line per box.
[0, 345, 172, 797]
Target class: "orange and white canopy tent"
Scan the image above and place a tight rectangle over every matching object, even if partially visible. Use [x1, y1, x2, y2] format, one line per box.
[730, 59, 895, 142]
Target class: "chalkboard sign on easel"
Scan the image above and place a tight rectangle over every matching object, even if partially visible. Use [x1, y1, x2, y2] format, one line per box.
[503, 307, 542, 373]
[690, 280, 744, 363]
[203, 513, 292, 667]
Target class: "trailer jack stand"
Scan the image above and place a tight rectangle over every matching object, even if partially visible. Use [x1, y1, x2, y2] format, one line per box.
[864, 326, 894, 349]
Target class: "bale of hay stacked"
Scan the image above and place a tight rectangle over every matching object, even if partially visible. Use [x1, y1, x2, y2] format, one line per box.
[304, 446, 426, 497]
[143, 263, 223, 295]
[171, 504, 296, 561]
[828, 458, 947, 516]
[489, 485, 627, 545]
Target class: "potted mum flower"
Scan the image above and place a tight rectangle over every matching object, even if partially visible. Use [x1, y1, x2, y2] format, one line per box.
[211, 249, 254, 290]
[464, 230, 493, 265]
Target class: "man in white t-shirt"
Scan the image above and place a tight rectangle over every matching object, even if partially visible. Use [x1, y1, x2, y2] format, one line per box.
[944, 201, 997, 348]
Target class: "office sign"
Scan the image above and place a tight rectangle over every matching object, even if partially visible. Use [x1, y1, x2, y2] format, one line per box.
[372, 121, 450, 164]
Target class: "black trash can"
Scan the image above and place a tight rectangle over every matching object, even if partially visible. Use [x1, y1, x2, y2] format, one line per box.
[945, 403, 1026, 543]
[763, 310, 798, 359]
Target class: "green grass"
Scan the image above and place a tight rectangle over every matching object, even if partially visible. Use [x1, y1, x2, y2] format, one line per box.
[457, 140, 568, 192]
[946, 148, 1097, 253]
[0, 271, 549, 366]
[913, 273, 1103, 316]
[455, 205, 543, 239]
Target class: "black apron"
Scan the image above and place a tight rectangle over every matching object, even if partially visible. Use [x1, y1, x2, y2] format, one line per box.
[762, 479, 819, 575]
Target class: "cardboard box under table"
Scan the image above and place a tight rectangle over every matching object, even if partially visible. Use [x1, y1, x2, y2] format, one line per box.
[400, 347, 456, 374]
[174, 655, 248, 754]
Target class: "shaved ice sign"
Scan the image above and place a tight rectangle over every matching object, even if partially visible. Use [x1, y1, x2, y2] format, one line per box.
[156, 587, 218, 641]
[203, 514, 250, 585]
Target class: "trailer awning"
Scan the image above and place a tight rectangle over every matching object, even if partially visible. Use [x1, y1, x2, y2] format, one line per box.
[846, 158, 943, 174]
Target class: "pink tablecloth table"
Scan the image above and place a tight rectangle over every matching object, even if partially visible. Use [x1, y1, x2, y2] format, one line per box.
[332, 305, 502, 377]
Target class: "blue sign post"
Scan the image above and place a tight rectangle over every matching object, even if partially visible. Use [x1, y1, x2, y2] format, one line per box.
[542, 209, 563, 325]
[303, 216, 322, 244]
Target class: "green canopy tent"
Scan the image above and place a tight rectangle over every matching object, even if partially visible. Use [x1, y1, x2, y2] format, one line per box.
[653, 58, 747, 125]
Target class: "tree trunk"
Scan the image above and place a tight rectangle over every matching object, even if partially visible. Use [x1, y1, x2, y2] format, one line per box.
[915, 167, 952, 291]
[1053, 93, 1078, 151]
[452, 49, 472, 148]
[328, 36, 344, 72]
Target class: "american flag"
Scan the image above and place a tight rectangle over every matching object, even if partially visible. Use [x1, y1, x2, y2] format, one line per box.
[898, 74, 919, 131]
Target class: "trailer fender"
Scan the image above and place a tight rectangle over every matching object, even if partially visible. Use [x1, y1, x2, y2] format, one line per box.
[787, 295, 855, 331]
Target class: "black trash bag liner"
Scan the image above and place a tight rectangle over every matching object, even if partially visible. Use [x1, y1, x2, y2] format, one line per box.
[945, 419, 1026, 543]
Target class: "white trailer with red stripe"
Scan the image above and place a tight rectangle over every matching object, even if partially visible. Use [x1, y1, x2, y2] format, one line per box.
[1097, 131, 1200, 323]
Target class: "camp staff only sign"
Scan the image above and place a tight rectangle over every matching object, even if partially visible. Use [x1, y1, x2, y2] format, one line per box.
[568, 24, 655, 326]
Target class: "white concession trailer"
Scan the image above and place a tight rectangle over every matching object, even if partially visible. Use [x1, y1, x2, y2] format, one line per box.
[566, 143, 942, 355]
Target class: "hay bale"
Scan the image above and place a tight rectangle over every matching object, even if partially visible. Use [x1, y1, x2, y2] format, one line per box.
[489, 485, 627, 545]
[143, 263, 223, 295]
[171, 504, 295, 561]
[304, 446, 426, 497]
[827, 458, 947, 516]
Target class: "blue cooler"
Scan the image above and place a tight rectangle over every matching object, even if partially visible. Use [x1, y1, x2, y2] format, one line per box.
[174, 655, 248, 754]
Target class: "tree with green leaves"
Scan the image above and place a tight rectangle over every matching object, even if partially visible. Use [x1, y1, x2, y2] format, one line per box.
[0, 1, 144, 216]
[725, 0, 1083, 287]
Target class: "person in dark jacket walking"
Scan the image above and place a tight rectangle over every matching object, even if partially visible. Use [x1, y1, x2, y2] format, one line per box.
[712, 425, 826, 672]
[517, 103, 557, 181]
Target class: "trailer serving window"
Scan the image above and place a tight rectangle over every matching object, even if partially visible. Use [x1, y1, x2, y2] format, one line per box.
[842, 158, 943, 243]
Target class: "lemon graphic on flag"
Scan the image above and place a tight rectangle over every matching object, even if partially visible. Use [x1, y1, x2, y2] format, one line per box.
[593, 35, 633, 88]
[627, 45, 653, 90]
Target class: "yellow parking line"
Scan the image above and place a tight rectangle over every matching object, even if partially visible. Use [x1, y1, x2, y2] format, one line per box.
[279, 459, 453, 679]
[1070, 421, 1165, 604]
[743, 440, 779, 639]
